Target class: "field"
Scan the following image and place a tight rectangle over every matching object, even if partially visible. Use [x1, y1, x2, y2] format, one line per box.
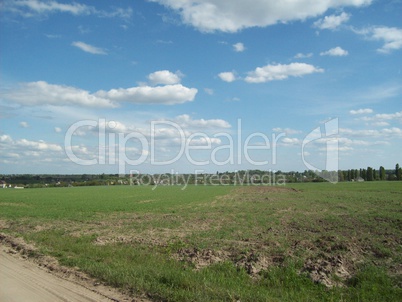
[1, 182, 402, 301]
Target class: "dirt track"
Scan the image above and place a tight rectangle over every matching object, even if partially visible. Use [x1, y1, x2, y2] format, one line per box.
[0, 232, 151, 302]
[0, 245, 121, 302]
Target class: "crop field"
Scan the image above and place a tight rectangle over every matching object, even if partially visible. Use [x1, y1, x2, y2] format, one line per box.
[1, 182, 401, 301]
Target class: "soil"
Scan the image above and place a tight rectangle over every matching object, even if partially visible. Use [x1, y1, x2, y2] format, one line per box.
[0, 233, 149, 302]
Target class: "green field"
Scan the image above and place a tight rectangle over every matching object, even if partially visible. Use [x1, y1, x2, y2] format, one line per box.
[1, 182, 401, 301]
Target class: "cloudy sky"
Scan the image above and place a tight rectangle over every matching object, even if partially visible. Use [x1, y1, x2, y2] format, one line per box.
[0, 0, 401, 175]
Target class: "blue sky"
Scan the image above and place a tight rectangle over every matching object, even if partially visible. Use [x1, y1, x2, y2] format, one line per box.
[0, 0, 401, 175]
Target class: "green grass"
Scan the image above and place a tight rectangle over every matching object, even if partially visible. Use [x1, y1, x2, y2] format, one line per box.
[1, 182, 401, 301]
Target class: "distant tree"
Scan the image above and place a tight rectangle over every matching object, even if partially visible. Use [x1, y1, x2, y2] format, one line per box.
[338, 170, 344, 182]
[379, 166, 386, 181]
[373, 168, 377, 180]
[367, 167, 373, 181]
[396, 164, 401, 181]
[361, 169, 367, 181]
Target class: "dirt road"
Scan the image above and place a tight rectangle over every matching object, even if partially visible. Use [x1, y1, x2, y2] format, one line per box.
[0, 245, 132, 302]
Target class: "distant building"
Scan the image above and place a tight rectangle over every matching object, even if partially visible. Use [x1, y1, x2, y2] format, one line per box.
[1, 180, 7, 188]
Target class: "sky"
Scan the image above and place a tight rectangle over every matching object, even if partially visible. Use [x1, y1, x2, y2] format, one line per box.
[0, 0, 401, 175]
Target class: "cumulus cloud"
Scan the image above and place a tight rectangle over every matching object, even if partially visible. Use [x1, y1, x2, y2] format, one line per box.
[151, 0, 371, 32]
[10, 0, 92, 15]
[374, 111, 402, 121]
[282, 137, 301, 145]
[320, 46, 349, 56]
[1, 134, 62, 152]
[340, 126, 402, 138]
[72, 41, 107, 55]
[294, 52, 313, 59]
[95, 84, 197, 105]
[356, 26, 402, 53]
[272, 127, 302, 134]
[2, 81, 116, 108]
[2, 78, 198, 107]
[370, 121, 389, 127]
[245, 63, 324, 83]
[349, 108, 373, 115]
[313, 12, 350, 30]
[20, 121, 29, 128]
[204, 88, 214, 95]
[218, 71, 237, 82]
[233, 42, 245, 52]
[0, 134, 67, 168]
[4, 0, 132, 19]
[148, 70, 182, 85]
[174, 114, 231, 129]
[360, 111, 402, 124]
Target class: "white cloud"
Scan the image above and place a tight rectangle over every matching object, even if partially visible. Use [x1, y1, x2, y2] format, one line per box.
[313, 12, 350, 30]
[1, 134, 62, 153]
[95, 84, 198, 105]
[2, 74, 198, 107]
[282, 137, 301, 145]
[371, 27, 402, 53]
[381, 127, 402, 136]
[2, 81, 116, 108]
[371, 122, 389, 127]
[20, 121, 29, 128]
[374, 111, 402, 121]
[148, 70, 182, 85]
[204, 88, 214, 95]
[354, 26, 402, 53]
[320, 46, 349, 56]
[11, 0, 92, 16]
[294, 52, 313, 59]
[187, 136, 221, 146]
[151, 0, 371, 32]
[17, 138, 63, 151]
[339, 126, 402, 138]
[72, 41, 107, 55]
[218, 71, 237, 82]
[350, 108, 373, 115]
[245, 63, 324, 83]
[359, 111, 402, 123]
[99, 7, 133, 19]
[54, 127, 62, 133]
[174, 114, 231, 129]
[5, 0, 132, 19]
[272, 127, 302, 134]
[233, 42, 245, 52]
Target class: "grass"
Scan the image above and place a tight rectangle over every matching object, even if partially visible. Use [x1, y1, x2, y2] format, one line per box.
[1, 182, 401, 301]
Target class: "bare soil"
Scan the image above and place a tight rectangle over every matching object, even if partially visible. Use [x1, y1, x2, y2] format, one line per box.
[0, 233, 149, 302]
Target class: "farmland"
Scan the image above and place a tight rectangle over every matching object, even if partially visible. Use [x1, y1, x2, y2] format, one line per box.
[1, 182, 401, 301]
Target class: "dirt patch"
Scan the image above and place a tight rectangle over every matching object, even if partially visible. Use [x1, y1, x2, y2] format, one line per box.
[173, 248, 229, 269]
[303, 255, 351, 287]
[0, 233, 149, 302]
[0, 219, 10, 230]
[173, 247, 284, 278]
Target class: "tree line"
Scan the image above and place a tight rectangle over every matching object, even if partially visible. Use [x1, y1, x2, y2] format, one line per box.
[1, 163, 401, 187]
